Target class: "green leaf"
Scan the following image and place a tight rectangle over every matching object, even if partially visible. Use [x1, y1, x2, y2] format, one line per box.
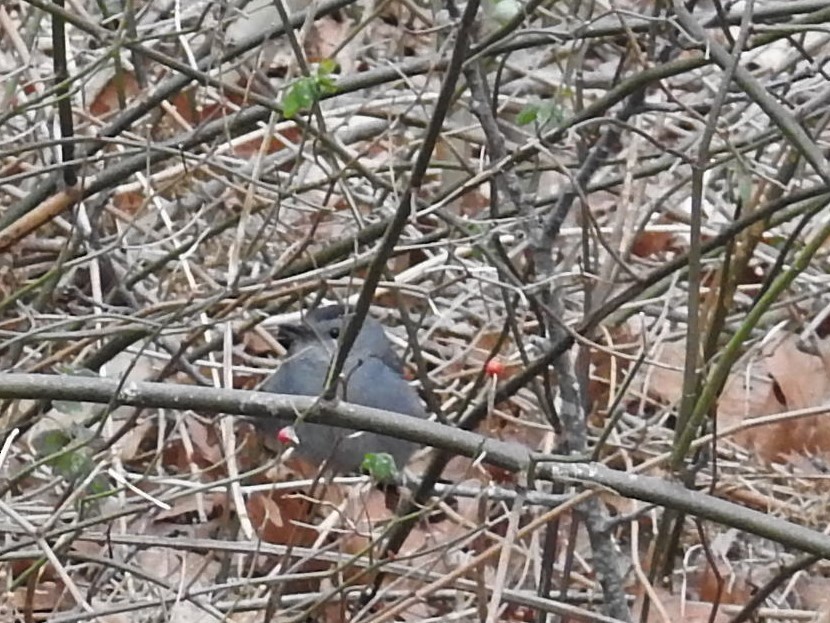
[361, 452, 399, 482]
[282, 78, 313, 118]
[85, 474, 115, 498]
[51, 448, 92, 481]
[318, 58, 337, 75]
[281, 61, 340, 119]
[318, 75, 338, 95]
[516, 105, 538, 125]
[35, 429, 72, 456]
[537, 101, 565, 126]
[517, 100, 566, 128]
[31, 425, 113, 511]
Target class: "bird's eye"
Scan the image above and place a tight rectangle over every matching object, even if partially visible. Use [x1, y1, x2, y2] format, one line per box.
[329, 327, 340, 339]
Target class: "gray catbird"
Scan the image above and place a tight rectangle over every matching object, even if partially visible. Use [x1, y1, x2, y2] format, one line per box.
[259, 305, 427, 472]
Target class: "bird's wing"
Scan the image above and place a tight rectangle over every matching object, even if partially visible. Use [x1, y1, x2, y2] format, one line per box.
[344, 355, 427, 419]
[261, 348, 426, 419]
[376, 346, 406, 374]
[260, 347, 326, 398]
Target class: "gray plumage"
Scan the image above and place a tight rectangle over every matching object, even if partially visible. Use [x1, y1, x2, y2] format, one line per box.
[259, 305, 426, 472]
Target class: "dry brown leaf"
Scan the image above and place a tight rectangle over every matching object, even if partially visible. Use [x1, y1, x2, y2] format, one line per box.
[589, 324, 639, 418]
[247, 491, 286, 543]
[741, 334, 830, 460]
[168, 89, 198, 125]
[696, 560, 753, 605]
[766, 335, 830, 410]
[630, 230, 675, 258]
[186, 419, 224, 466]
[247, 490, 317, 546]
[459, 189, 490, 217]
[243, 328, 278, 355]
[111, 189, 145, 215]
[797, 574, 830, 613]
[632, 585, 732, 623]
[648, 334, 830, 461]
[713, 361, 782, 432]
[345, 486, 396, 526]
[115, 418, 155, 462]
[154, 492, 225, 524]
[305, 17, 353, 66]
[89, 72, 140, 118]
[12, 580, 73, 614]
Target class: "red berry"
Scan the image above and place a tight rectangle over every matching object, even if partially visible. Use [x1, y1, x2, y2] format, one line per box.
[277, 425, 299, 446]
[485, 359, 505, 378]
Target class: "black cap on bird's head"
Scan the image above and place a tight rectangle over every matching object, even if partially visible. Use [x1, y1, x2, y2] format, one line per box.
[275, 305, 345, 348]
[276, 305, 402, 370]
